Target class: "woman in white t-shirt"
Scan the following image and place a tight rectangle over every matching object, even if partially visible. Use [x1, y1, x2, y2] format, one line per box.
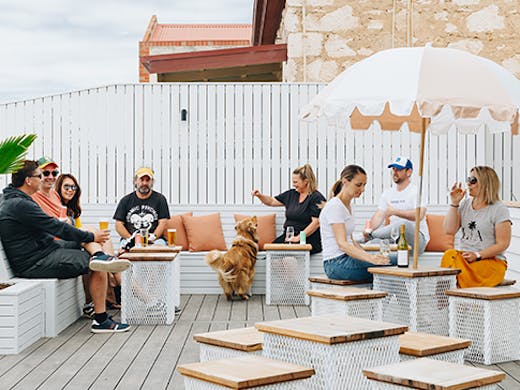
[441, 166, 511, 287]
[320, 165, 396, 281]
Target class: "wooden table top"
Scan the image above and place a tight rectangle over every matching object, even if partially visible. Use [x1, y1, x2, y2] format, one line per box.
[399, 332, 472, 357]
[119, 252, 179, 262]
[307, 287, 387, 301]
[263, 243, 312, 251]
[363, 358, 505, 389]
[255, 315, 407, 345]
[361, 243, 399, 251]
[445, 286, 520, 300]
[194, 327, 263, 352]
[368, 266, 460, 278]
[177, 356, 315, 389]
[129, 245, 182, 253]
[308, 275, 371, 286]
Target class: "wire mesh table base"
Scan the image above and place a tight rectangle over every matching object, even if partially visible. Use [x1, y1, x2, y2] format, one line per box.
[373, 274, 456, 335]
[266, 251, 310, 305]
[448, 296, 520, 364]
[183, 376, 310, 389]
[399, 349, 465, 364]
[311, 296, 383, 320]
[262, 333, 400, 390]
[121, 259, 178, 325]
[199, 343, 261, 362]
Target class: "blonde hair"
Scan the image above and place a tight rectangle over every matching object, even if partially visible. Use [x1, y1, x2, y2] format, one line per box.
[293, 164, 318, 193]
[471, 166, 501, 205]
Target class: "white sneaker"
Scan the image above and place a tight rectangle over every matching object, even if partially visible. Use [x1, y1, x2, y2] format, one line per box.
[89, 254, 131, 273]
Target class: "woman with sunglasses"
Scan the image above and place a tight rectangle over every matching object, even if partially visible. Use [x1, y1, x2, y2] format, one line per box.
[441, 166, 512, 287]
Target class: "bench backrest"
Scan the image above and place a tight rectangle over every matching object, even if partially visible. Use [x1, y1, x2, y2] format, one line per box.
[0, 239, 15, 280]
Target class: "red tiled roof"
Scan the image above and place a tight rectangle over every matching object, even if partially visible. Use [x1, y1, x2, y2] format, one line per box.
[148, 24, 252, 44]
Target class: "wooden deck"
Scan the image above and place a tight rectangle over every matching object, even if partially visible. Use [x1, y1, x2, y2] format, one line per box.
[1, 294, 519, 389]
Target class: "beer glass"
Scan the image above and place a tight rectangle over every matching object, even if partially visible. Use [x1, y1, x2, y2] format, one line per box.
[99, 220, 109, 230]
[167, 229, 177, 246]
[285, 226, 294, 243]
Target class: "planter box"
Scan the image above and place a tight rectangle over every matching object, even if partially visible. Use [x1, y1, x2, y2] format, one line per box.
[0, 281, 44, 354]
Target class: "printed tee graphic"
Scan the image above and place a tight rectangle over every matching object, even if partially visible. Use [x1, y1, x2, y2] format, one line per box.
[126, 205, 159, 233]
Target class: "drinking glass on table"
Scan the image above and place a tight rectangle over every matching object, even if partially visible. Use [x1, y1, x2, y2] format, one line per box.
[285, 226, 294, 243]
[390, 225, 399, 244]
[380, 239, 391, 256]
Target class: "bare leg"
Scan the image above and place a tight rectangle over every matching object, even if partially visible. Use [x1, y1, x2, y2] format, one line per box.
[90, 270, 108, 313]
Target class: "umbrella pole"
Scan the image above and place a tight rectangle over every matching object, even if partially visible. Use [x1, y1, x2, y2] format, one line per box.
[413, 117, 427, 268]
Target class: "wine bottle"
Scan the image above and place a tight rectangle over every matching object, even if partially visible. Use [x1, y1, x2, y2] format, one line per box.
[397, 224, 409, 267]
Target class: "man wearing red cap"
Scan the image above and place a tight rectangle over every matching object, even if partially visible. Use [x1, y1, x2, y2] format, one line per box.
[31, 156, 66, 220]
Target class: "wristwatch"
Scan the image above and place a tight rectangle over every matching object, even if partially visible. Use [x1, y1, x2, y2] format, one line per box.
[475, 252, 482, 261]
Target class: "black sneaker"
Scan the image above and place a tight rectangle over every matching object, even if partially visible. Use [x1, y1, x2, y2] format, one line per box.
[91, 317, 131, 333]
[89, 254, 131, 273]
[82, 302, 95, 319]
[146, 299, 166, 313]
[175, 306, 181, 315]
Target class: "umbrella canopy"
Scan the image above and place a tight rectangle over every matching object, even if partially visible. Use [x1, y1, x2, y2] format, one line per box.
[300, 44, 520, 268]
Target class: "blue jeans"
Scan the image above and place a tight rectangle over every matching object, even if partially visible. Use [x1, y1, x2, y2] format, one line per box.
[323, 253, 397, 282]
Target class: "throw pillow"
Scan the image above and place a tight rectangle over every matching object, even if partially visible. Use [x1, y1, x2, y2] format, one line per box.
[234, 214, 276, 250]
[425, 214, 455, 252]
[182, 213, 227, 251]
[163, 212, 192, 250]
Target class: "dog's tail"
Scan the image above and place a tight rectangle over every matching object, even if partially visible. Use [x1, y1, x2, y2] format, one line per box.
[205, 250, 237, 283]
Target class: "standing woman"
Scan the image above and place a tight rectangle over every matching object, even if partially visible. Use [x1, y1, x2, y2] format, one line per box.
[252, 164, 326, 254]
[441, 166, 511, 287]
[320, 165, 395, 281]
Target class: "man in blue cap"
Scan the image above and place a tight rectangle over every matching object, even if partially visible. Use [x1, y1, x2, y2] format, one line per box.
[364, 156, 430, 253]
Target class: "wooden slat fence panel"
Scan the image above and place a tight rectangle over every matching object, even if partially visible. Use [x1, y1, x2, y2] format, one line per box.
[0, 83, 518, 205]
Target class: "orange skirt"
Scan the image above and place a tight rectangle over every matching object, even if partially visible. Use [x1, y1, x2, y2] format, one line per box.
[441, 249, 507, 288]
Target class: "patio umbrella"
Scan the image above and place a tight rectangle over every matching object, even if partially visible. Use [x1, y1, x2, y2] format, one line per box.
[300, 44, 520, 268]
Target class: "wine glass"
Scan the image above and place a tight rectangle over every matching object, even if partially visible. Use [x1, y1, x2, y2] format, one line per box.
[380, 239, 391, 256]
[390, 225, 399, 244]
[285, 226, 294, 243]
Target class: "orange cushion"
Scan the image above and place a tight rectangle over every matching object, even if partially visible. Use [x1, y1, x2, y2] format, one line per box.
[425, 214, 455, 252]
[234, 214, 276, 250]
[163, 212, 192, 250]
[182, 213, 227, 252]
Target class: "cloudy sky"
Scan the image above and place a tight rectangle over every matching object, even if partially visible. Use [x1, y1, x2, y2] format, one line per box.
[0, 0, 254, 104]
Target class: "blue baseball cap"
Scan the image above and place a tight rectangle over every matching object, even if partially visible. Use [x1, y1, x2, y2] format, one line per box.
[388, 156, 413, 170]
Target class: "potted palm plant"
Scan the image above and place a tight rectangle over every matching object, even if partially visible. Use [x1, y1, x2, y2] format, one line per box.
[0, 134, 37, 174]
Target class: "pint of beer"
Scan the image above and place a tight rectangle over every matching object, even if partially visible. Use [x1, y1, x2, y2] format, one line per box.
[99, 220, 109, 230]
[167, 229, 177, 246]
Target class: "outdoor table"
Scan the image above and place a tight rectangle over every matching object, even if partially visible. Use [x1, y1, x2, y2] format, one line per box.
[264, 243, 311, 305]
[446, 287, 520, 364]
[307, 286, 387, 320]
[178, 355, 315, 389]
[119, 245, 181, 325]
[368, 266, 459, 336]
[363, 357, 505, 389]
[308, 274, 372, 290]
[398, 331, 471, 364]
[256, 315, 407, 390]
[194, 327, 263, 361]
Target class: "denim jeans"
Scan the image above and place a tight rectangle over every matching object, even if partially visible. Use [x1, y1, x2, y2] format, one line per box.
[323, 253, 397, 282]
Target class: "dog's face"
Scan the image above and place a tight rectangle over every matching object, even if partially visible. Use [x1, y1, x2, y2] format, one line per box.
[235, 216, 258, 242]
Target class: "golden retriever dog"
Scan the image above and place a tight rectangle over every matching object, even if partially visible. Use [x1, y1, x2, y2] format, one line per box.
[205, 216, 258, 301]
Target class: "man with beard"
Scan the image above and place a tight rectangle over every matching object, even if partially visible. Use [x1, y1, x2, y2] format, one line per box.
[113, 167, 170, 248]
[364, 156, 430, 254]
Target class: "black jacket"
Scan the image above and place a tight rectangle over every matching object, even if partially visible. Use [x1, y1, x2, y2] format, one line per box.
[0, 185, 94, 275]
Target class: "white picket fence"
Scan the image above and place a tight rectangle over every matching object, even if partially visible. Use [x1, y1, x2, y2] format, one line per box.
[1, 83, 518, 205]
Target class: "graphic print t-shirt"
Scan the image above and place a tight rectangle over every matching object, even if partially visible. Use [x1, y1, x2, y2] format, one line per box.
[113, 191, 170, 235]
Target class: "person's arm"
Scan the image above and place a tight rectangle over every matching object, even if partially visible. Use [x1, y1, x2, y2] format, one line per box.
[251, 189, 283, 207]
[444, 182, 465, 235]
[288, 216, 320, 243]
[369, 209, 387, 230]
[462, 220, 511, 262]
[115, 220, 132, 240]
[386, 205, 427, 221]
[331, 223, 389, 265]
[153, 218, 168, 239]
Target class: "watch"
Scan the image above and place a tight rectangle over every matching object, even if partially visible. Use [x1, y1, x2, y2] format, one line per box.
[475, 252, 482, 261]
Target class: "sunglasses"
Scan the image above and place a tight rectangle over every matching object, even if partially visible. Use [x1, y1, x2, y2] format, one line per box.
[467, 176, 478, 185]
[42, 170, 59, 177]
[31, 174, 43, 179]
[63, 184, 78, 191]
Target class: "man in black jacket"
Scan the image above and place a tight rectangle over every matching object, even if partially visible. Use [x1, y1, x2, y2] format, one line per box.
[0, 160, 131, 333]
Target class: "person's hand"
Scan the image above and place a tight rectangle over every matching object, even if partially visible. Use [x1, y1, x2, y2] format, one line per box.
[449, 182, 466, 205]
[371, 253, 390, 265]
[148, 233, 157, 243]
[386, 204, 397, 217]
[58, 217, 72, 224]
[251, 189, 261, 197]
[461, 251, 478, 263]
[93, 229, 110, 244]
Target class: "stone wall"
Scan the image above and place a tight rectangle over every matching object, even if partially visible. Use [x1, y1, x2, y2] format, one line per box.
[280, 0, 520, 82]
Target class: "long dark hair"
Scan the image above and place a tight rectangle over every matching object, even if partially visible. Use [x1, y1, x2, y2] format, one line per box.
[56, 173, 82, 218]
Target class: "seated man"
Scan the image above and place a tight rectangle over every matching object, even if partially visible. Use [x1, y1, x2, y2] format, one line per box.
[0, 160, 131, 333]
[31, 156, 66, 220]
[365, 156, 430, 254]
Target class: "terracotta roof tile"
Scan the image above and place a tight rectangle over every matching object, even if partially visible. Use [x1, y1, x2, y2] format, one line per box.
[149, 24, 252, 44]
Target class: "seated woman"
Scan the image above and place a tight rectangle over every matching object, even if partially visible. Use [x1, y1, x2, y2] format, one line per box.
[320, 165, 396, 281]
[441, 166, 511, 288]
[252, 164, 326, 254]
[56, 173, 121, 310]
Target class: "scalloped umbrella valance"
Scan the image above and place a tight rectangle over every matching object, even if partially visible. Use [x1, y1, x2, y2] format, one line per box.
[300, 45, 520, 268]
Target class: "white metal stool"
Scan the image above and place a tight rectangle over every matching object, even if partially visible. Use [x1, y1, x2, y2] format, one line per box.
[309, 274, 372, 290]
[446, 287, 520, 364]
[178, 355, 314, 389]
[363, 358, 505, 389]
[398, 331, 471, 364]
[264, 244, 311, 305]
[194, 327, 263, 361]
[307, 287, 386, 320]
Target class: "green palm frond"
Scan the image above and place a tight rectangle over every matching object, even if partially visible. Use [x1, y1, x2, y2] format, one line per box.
[0, 134, 37, 174]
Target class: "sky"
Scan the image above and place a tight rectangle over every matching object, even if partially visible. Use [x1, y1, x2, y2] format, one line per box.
[0, 0, 254, 104]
